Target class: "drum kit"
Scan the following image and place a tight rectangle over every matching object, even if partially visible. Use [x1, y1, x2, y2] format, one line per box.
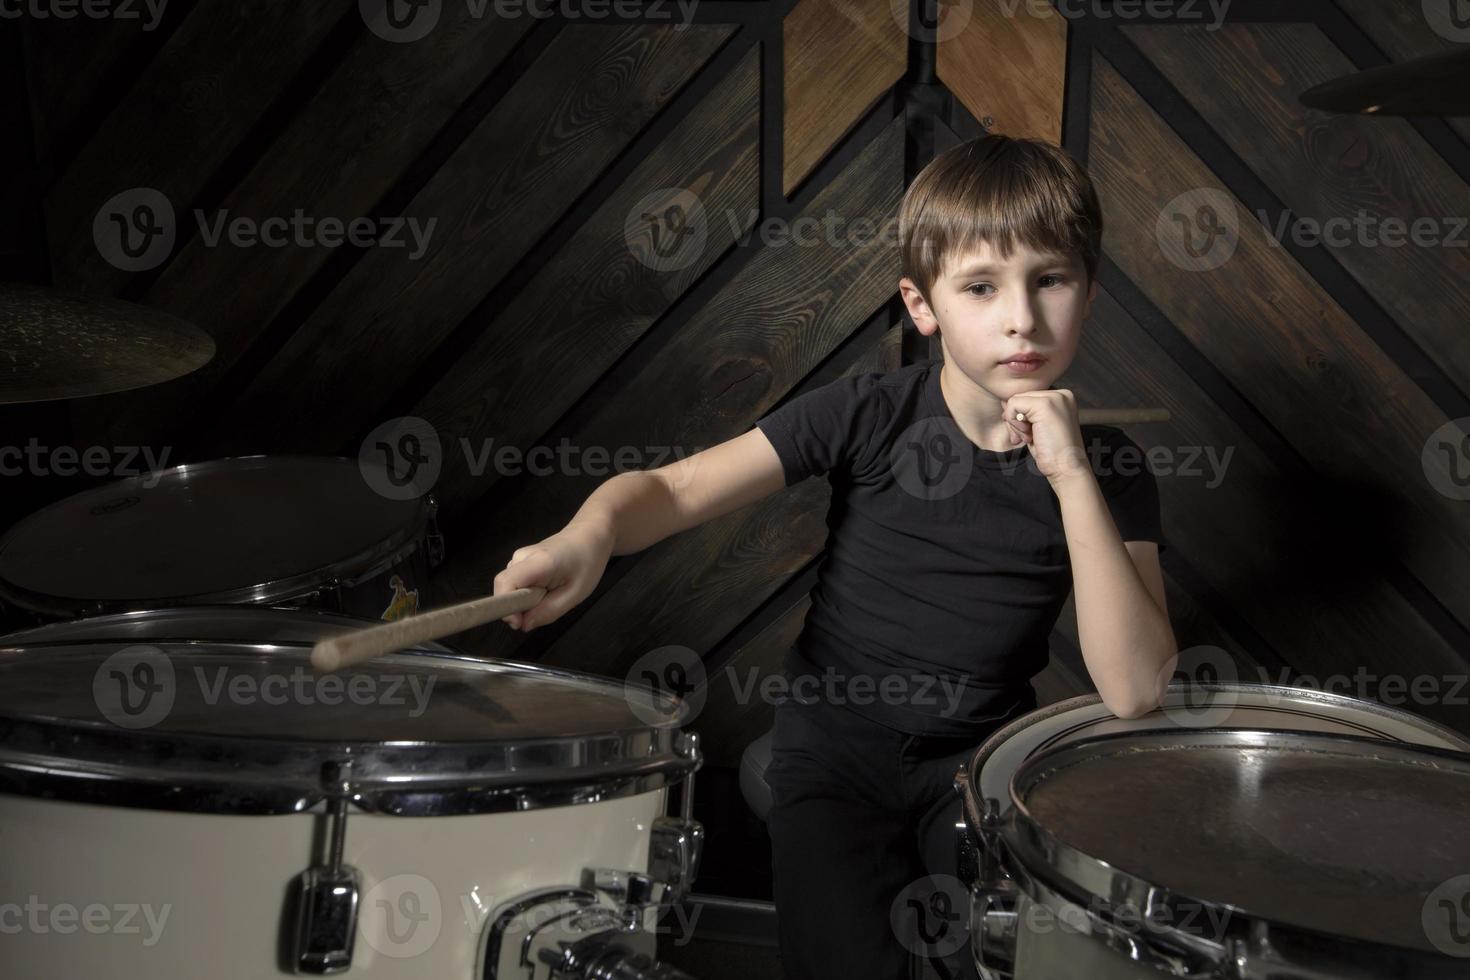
[2, 48, 1469, 977]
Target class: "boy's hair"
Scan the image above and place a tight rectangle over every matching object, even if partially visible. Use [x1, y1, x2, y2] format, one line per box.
[899, 135, 1103, 304]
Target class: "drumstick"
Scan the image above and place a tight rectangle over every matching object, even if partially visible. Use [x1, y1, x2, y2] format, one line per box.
[1077, 408, 1170, 424]
[310, 586, 548, 672]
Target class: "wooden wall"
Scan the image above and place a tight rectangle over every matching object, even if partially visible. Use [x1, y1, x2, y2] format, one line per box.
[9, 0, 1469, 772]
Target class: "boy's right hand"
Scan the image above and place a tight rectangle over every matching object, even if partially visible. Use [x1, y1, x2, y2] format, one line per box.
[492, 520, 613, 631]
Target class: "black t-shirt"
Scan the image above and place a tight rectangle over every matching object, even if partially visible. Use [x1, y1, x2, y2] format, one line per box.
[753, 359, 1166, 735]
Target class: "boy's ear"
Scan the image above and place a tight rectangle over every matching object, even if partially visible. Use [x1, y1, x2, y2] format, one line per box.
[899, 277, 940, 336]
[1084, 275, 1099, 317]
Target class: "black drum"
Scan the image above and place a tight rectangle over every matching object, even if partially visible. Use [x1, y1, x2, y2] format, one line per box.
[0, 456, 442, 624]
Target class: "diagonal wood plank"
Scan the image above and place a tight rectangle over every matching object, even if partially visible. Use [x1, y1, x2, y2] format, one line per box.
[697, 595, 811, 767]
[412, 46, 761, 525]
[1126, 22, 1470, 395]
[45, 0, 346, 294]
[938, 0, 1067, 142]
[436, 117, 907, 661]
[21, 1, 186, 169]
[75, 6, 533, 451]
[217, 23, 737, 455]
[783, 0, 906, 197]
[1332, 0, 1470, 145]
[1089, 54, 1470, 728]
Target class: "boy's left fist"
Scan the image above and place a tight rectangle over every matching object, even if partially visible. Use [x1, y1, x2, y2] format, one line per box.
[1002, 388, 1090, 487]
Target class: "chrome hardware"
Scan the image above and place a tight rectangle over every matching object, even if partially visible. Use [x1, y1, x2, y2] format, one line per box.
[971, 878, 1018, 980]
[649, 732, 703, 905]
[483, 888, 695, 980]
[291, 760, 360, 975]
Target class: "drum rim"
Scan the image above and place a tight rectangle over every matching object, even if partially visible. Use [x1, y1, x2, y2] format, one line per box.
[0, 604, 456, 649]
[0, 455, 434, 616]
[0, 640, 698, 816]
[966, 681, 1470, 798]
[1001, 726, 1470, 961]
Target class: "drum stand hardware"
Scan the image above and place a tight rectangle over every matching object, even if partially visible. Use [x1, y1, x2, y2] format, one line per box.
[291, 759, 362, 975]
[483, 735, 704, 980]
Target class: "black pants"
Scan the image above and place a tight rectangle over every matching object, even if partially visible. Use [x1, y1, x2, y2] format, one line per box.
[765, 682, 1035, 980]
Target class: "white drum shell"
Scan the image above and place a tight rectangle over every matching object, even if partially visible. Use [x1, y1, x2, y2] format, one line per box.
[0, 788, 666, 979]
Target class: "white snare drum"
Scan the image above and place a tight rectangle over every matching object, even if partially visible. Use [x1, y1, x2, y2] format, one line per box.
[0, 455, 442, 623]
[957, 682, 1470, 980]
[0, 618, 703, 979]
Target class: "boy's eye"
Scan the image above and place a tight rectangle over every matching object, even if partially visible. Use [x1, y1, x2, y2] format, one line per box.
[965, 276, 1064, 296]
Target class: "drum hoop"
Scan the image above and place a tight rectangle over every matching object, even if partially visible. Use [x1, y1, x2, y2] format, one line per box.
[1001, 727, 1470, 962]
[0, 643, 698, 816]
[0, 605, 453, 648]
[967, 680, 1469, 799]
[0, 455, 433, 616]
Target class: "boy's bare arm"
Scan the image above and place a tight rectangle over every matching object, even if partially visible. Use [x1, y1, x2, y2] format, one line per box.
[493, 428, 787, 630]
[1053, 470, 1179, 719]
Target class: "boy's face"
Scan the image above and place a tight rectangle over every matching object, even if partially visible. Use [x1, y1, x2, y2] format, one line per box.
[900, 240, 1098, 401]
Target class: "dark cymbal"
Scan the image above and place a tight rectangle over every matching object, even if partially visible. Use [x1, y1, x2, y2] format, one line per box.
[0, 282, 214, 404]
[1300, 48, 1470, 117]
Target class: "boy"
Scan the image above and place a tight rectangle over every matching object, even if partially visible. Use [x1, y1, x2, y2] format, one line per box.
[492, 135, 1178, 979]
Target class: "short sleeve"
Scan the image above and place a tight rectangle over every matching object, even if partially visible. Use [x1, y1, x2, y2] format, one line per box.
[1085, 425, 1167, 554]
[753, 372, 889, 486]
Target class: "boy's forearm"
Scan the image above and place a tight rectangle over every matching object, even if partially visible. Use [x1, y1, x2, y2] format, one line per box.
[569, 471, 680, 557]
[1053, 472, 1178, 717]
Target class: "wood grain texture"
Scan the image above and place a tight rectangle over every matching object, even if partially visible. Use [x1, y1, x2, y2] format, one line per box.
[1127, 22, 1470, 395]
[937, 0, 1067, 142]
[413, 46, 761, 525]
[218, 24, 736, 455]
[44, 0, 345, 294]
[697, 595, 810, 767]
[78, 5, 532, 451]
[21, 1, 186, 169]
[1332, 0, 1470, 144]
[1089, 55, 1470, 726]
[431, 116, 906, 663]
[783, 0, 906, 197]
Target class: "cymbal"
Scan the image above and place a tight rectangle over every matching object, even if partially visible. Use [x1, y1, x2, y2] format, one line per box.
[0, 282, 215, 405]
[1300, 48, 1470, 117]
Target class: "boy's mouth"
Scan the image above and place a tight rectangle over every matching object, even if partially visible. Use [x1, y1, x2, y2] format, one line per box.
[999, 354, 1047, 374]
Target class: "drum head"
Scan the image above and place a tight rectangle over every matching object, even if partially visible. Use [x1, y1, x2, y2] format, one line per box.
[0, 456, 429, 611]
[0, 605, 454, 649]
[0, 635, 694, 815]
[971, 682, 1469, 806]
[1008, 729, 1470, 956]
